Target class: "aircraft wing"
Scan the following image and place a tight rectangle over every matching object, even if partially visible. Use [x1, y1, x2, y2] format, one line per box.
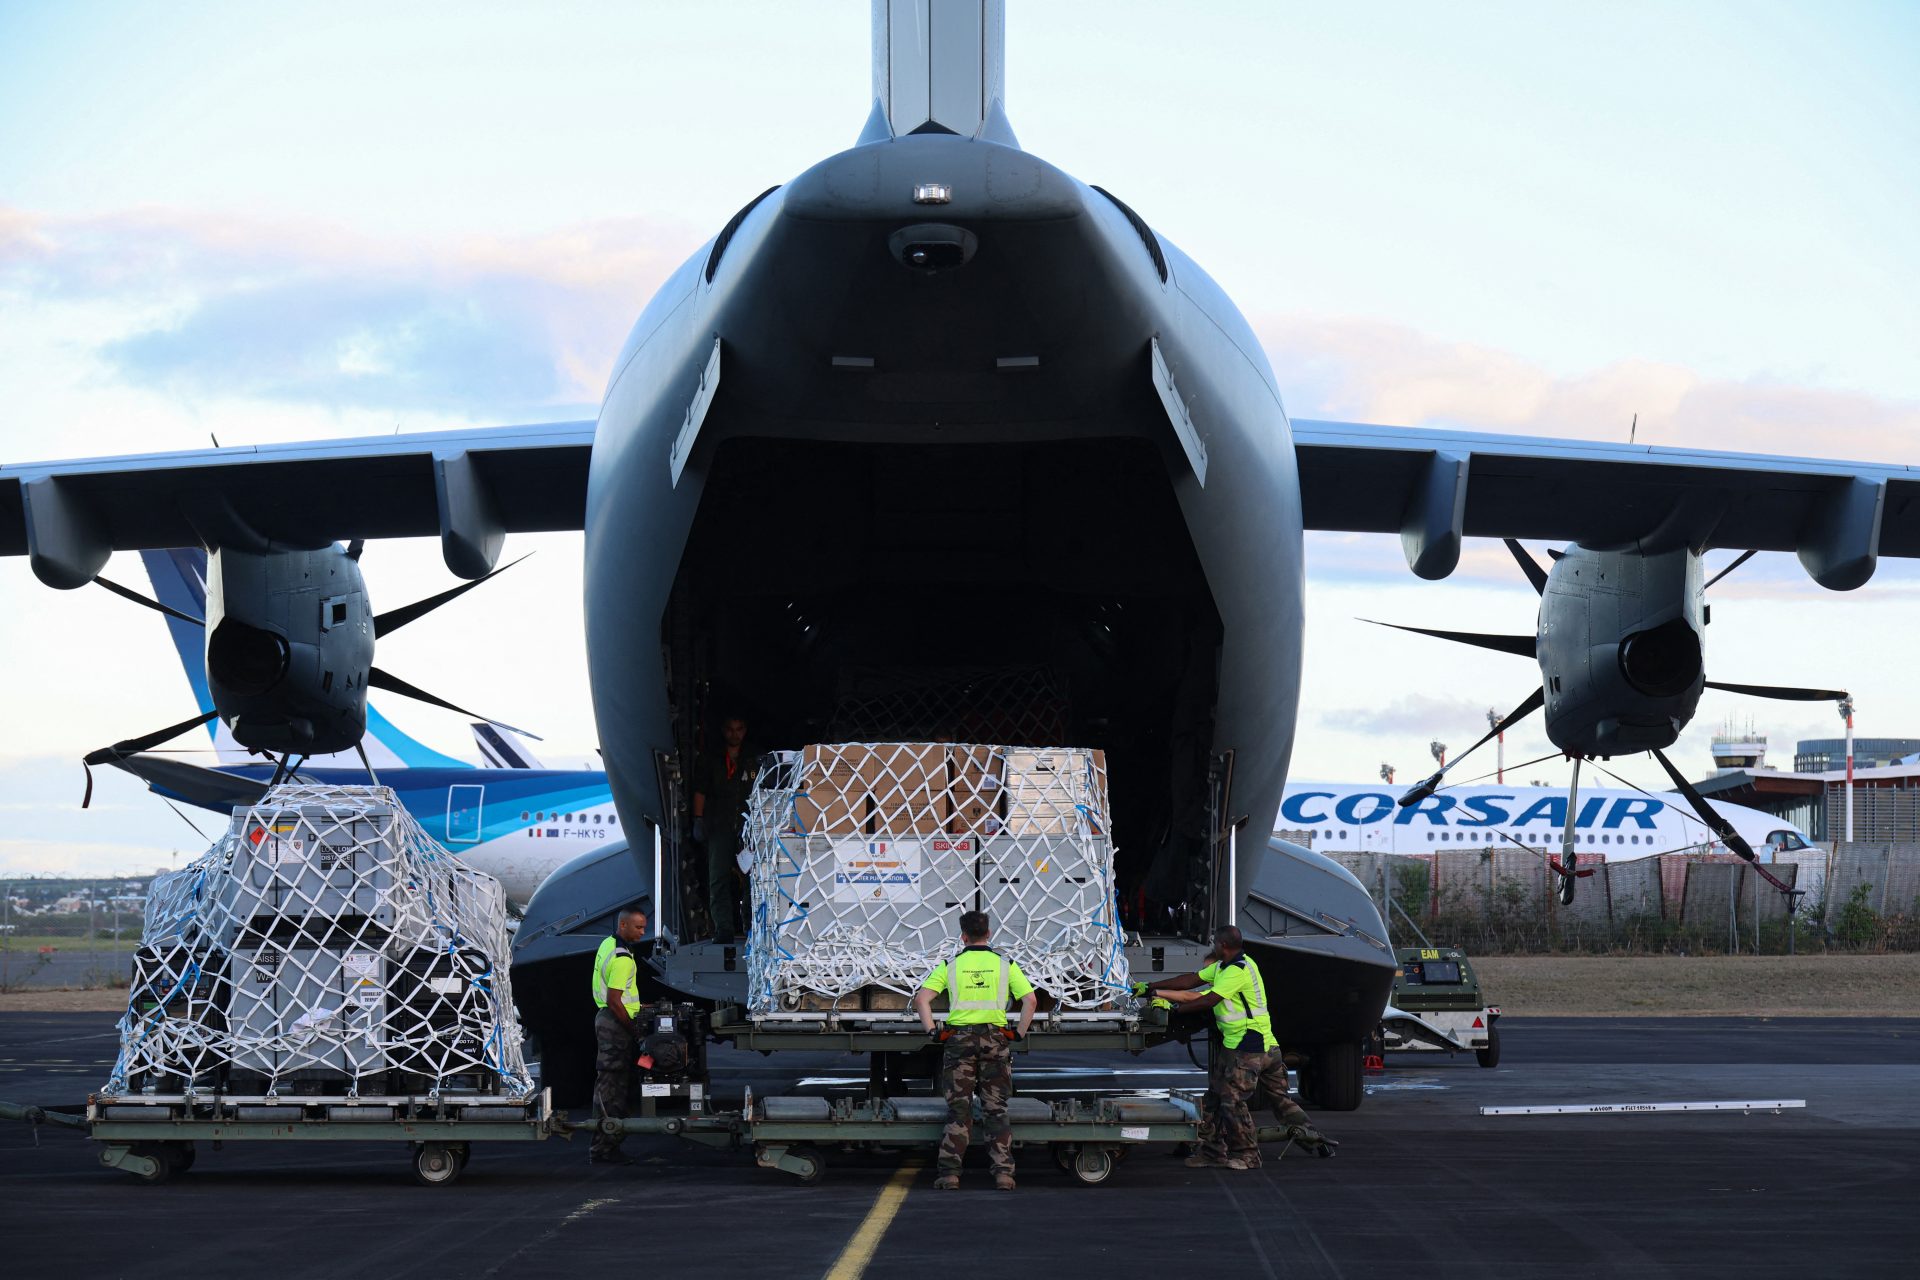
[0, 420, 594, 585]
[1292, 420, 1920, 589]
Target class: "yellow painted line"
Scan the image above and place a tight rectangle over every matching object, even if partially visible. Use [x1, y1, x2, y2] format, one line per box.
[824, 1159, 923, 1280]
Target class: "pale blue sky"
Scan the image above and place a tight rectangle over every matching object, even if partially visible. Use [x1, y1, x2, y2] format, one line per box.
[1, 3, 1916, 873]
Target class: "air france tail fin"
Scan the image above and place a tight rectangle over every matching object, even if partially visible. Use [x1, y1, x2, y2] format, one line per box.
[140, 548, 474, 772]
[473, 721, 545, 769]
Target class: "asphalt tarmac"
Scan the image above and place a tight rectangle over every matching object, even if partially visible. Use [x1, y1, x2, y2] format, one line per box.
[2, 1014, 1915, 1279]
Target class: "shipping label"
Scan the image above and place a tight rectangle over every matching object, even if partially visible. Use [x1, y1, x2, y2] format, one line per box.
[833, 838, 923, 903]
[343, 952, 381, 1007]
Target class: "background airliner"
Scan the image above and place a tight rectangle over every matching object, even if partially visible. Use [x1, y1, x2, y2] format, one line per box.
[1278, 781, 1814, 860]
[102, 548, 618, 909]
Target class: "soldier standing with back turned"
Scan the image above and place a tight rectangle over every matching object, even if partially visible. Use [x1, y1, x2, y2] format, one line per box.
[913, 909, 1037, 1190]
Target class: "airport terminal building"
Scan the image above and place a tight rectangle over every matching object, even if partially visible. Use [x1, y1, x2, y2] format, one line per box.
[1694, 734, 1920, 844]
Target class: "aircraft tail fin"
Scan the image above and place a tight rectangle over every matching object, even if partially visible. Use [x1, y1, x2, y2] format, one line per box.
[473, 721, 545, 769]
[866, 0, 1016, 145]
[139, 549, 253, 763]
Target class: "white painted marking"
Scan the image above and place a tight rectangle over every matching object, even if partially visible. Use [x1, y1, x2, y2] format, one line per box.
[1150, 338, 1208, 486]
[1364, 1077, 1447, 1093]
[1480, 1099, 1807, 1116]
[563, 1197, 619, 1225]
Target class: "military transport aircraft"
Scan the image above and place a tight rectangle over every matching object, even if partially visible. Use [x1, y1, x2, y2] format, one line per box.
[2, 4, 1912, 1107]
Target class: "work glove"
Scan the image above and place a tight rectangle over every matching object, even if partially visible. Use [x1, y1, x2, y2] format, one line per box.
[1150, 997, 1172, 1010]
[1001, 1027, 1026, 1043]
[691, 817, 707, 844]
[1130, 980, 1150, 997]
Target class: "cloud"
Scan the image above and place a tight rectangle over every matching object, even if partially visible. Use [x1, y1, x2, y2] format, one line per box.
[0, 207, 702, 415]
[1257, 312, 1920, 465]
[1319, 693, 1501, 740]
[0, 756, 206, 878]
[9, 205, 1917, 452]
[0, 839, 183, 879]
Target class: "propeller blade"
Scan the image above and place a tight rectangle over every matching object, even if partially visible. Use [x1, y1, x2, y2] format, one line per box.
[1546, 548, 1565, 561]
[1703, 548, 1758, 591]
[1504, 539, 1549, 595]
[1397, 687, 1546, 806]
[84, 710, 219, 767]
[1704, 680, 1849, 702]
[92, 576, 205, 627]
[367, 667, 536, 738]
[1650, 746, 1794, 899]
[82, 709, 219, 808]
[1360, 620, 1537, 659]
[1398, 769, 1446, 808]
[371, 553, 532, 638]
[346, 539, 364, 561]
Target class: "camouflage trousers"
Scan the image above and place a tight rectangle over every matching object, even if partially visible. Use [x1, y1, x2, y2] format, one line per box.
[590, 1009, 635, 1157]
[1198, 1043, 1308, 1165]
[938, 1025, 1014, 1176]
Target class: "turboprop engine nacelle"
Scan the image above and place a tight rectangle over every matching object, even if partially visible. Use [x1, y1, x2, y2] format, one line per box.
[206, 545, 373, 755]
[1538, 545, 1705, 757]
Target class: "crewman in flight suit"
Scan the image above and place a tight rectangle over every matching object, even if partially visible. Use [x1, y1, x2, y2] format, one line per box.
[913, 909, 1038, 1190]
[1149, 924, 1331, 1169]
[588, 904, 649, 1165]
[692, 715, 758, 942]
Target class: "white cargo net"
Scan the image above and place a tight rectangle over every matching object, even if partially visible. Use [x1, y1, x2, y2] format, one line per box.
[745, 744, 1130, 1016]
[107, 784, 532, 1098]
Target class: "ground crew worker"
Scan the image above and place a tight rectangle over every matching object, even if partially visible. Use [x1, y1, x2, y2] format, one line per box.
[588, 904, 648, 1165]
[1149, 924, 1327, 1169]
[692, 715, 758, 942]
[913, 909, 1037, 1190]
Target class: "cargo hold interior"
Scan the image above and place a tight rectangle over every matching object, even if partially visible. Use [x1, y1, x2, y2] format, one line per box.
[662, 436, 1223, 933]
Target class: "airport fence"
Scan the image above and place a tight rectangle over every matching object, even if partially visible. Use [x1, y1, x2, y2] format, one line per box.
[0, 886, 137, 992]
[1325, 844, 1920, 955]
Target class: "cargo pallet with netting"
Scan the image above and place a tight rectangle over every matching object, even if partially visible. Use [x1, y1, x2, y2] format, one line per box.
[743, 743, 1134, 1033]
[75, 784, 566, 1184]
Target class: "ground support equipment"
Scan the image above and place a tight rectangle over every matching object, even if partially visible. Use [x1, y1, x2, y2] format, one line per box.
[63, 1089, 563, 1186]
[603, 1089, 1334, 1185]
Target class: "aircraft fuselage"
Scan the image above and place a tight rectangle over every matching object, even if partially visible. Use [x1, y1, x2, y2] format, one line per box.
[585, 134, 1307, 915]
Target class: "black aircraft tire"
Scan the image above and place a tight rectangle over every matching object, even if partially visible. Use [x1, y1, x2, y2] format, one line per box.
[1305, 1040, 1364, 1111]
[1477, 1023, 1502, 1069]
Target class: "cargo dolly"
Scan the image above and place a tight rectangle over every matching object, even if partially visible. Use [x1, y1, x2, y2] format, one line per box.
[604, 1088, 1335, 1185]
[2, 1092, 567, 1187]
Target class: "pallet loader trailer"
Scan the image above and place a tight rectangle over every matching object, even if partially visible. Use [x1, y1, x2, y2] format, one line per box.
[606, 1090, 1335, 1185]
[4, 1086, 1334, 1187]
